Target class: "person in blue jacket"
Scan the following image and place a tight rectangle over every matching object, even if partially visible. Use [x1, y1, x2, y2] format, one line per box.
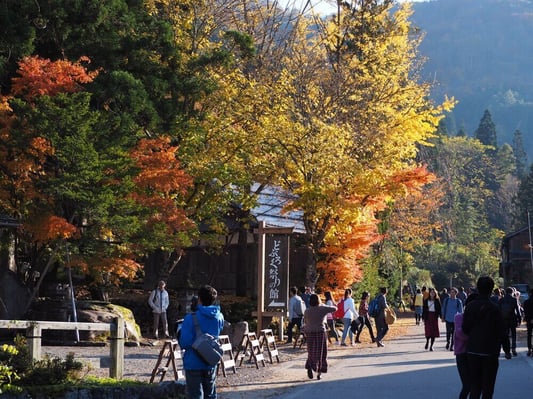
[179, 285, 225, 399]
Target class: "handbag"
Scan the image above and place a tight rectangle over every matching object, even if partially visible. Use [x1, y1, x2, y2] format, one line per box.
[191, 314, 223, 366]
[384, 306, 397, 325]
[350, 316, 363, 334]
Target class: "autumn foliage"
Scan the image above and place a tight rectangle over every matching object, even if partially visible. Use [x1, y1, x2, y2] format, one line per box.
[130, 137, 194, 242]
[26, 215, 79, 242]
[10, 56, 98, 101]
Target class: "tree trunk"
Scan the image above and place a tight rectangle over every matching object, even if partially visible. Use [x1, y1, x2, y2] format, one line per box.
[236, 228, 248, 296]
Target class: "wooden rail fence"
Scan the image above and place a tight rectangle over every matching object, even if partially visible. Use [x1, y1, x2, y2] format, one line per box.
[0, 318, 125, 379]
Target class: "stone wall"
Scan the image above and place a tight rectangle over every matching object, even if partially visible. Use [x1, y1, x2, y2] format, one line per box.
[1, 381, 185, 399]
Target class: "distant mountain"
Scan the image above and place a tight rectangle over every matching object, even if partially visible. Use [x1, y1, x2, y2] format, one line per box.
[410, 0, 533, 159]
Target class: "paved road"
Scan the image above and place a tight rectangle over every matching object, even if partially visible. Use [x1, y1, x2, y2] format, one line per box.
[218, 322, 533, 398]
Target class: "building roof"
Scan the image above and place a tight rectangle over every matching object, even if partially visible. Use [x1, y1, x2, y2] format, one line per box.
[250, 184, 305, 234]
[0, 214, 19, 228]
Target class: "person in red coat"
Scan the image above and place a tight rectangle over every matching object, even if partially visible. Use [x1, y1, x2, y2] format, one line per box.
[422, 288, 441, 351]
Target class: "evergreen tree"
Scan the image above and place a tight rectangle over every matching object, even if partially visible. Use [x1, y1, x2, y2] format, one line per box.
[512, 129, 528, 180]
[474, 109, 497, 148]
[456, 127, 467, 137]
[436, 119, 449, 136]
[513, 163, 533, 228]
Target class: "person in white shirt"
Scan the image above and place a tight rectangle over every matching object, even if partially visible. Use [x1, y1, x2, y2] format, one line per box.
[340, 288, 358, 346]
[148, 280, 170, 339]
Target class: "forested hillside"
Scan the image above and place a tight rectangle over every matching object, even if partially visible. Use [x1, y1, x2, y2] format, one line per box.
[2, 0, 532, 316]
[411, 0, 533, 157]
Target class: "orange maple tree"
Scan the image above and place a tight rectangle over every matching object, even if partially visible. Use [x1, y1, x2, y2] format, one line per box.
[316, 165, 438, 297]
[129, 136, 194, 246]
[10, 56, 97, 100]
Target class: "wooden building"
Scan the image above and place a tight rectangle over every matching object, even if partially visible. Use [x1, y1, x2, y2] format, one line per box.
[500, 226, 533, 287]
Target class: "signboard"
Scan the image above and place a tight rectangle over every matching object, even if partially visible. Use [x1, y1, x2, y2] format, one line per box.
[264, 233, 289, 311]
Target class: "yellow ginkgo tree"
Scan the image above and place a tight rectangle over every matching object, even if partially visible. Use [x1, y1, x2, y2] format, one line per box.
[247, 1, 454, 291]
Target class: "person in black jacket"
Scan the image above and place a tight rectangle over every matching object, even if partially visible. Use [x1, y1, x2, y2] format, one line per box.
[422, 288, 442, 351]
[523, 288, 533, 357]
[462, 276, 511, 399]
[498, 286, 521, 356]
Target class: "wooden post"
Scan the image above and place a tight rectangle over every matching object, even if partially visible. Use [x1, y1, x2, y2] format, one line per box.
[26, 323, 42, 361]
[109, 317, 124, 379]
[256, 221, 265, 333]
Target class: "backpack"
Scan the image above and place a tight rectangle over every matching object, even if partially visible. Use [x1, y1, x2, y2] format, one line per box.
[333, 299, 345, 319]
[295, 297, 306, 317]
[368, 298, 379, 318]
[350, 316, 363, 334]
[499, 298, 516, 321]
[443, 297, 461, 318]
[191, 314, 223, 366]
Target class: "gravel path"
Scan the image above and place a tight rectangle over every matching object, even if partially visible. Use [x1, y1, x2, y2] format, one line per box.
[41, 338, 304, 387]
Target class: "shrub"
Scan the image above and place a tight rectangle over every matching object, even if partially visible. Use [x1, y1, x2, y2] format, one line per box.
[0, 344, 21, 394]
[1, 334, 84, 390]
[17, 352, 84, 386]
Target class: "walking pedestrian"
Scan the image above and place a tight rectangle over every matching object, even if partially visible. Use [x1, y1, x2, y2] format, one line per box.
[463, 276, 511, 399]
[302, 286, 312, 308]
[523, 288, 533, 356]
[454, 310, 470, 399]
[286, 286, 305, 344]
[441, 287, 463, 351]
[303, 294, 337, 380]
[375, 287, 389, 347]
[324, 291, 339, 343]
[414, 288, 423, 325]
[355, 291, 375, 343]
[499, 286, 521, 356]
[457, 286, 467, 303]
[440, 287, 449, 304]
[422, 287, 441, 351]
[179, 285, 225, 399]
[340, 288, 358, 346]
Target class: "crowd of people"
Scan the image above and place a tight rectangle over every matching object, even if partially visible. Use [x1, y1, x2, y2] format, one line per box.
[412, 278, 532, 398]
[149, 278, 532, 398]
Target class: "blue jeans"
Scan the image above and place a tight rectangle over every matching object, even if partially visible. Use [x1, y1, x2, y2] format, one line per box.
[341, 317, 353, 344]
[185, 369, 217, 399]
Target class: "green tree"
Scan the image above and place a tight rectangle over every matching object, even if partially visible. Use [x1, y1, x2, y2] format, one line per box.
[512, 129, 528, 180]
[418, 134, 504, 287]
[513, 163, 533, 228]
[474, 109, 497, 149]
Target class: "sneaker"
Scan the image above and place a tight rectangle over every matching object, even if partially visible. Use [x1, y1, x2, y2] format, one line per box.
[527, 349, 532, 357]
[317, 372, 321, 380]
[340, 342, 347, 347]
[445, 343, 449, 350]
[512, 350, 517, 357]
[354, 339, 361, 343]
[449, 346, 454, 351]
[307, 368, 314, 379]
[377, 341, 385, 347]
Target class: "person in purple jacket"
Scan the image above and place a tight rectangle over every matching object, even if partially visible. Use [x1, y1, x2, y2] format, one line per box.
[454, 302, 471, 399]
[179, 285, 225, 399]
